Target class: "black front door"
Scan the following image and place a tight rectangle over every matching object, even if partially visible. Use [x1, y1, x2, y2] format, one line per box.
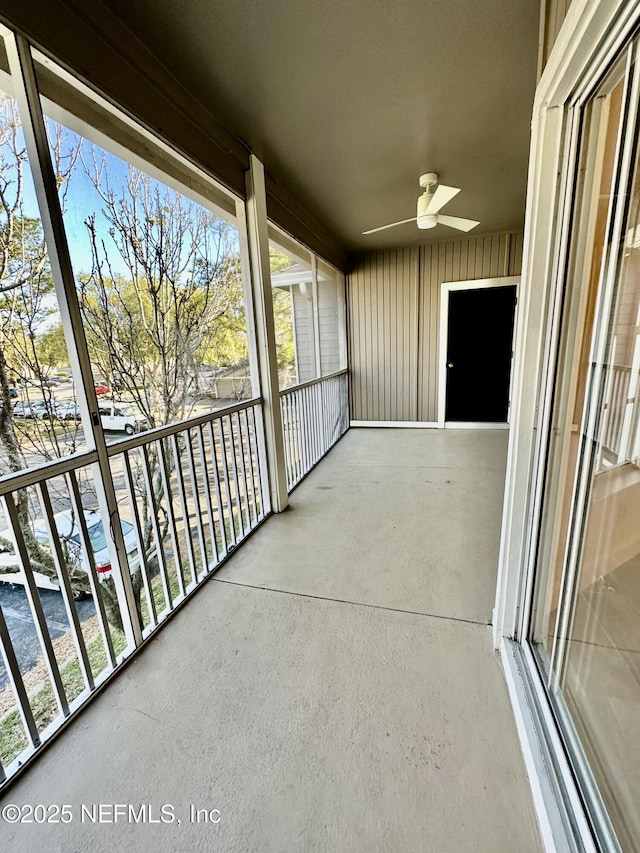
[445, 285, 517, 423]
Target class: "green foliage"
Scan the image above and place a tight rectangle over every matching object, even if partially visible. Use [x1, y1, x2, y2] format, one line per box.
[34, 322, 68, 370]
[269, 247, 293, 273]
[272, 287, 295, 370]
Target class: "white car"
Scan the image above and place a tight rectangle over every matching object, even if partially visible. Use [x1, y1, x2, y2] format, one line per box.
[0, 510, 142, 599]
[99, 405, 148, 435]
[37, 510, 140, 577]
[12, 399, 48, 419]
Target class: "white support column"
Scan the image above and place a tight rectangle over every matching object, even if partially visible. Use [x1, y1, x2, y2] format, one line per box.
[337, 272, 348, 371]
[244, 155, 289, 512]
[7, 34, 142, 649]
[311, 255, 322, 377]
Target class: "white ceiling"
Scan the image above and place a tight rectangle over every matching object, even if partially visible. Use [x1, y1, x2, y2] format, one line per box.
[106, 0, 540, 252]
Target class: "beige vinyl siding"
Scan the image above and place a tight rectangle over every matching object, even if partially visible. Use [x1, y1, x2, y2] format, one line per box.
[348, 247, 419, 421]
[318, 282, 341, 374]
[292, 285, 316, 382]
[347, 230, 523, 422]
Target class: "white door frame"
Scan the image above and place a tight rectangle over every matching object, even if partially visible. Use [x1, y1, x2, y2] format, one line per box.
[437, 276, 520, 428]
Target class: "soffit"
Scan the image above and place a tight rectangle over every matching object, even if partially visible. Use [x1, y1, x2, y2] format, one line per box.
[56, 1, 542, 252]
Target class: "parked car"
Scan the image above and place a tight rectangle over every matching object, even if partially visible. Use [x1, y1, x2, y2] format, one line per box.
[0, 509, 147, 599]
[40, 403, 63, 420]
[99, 404, 148, 434]
[94, 383, 110, 396]
[9, 386, 18, 398]
[35, 510, 140, 580]
[12, 399, 48, 418]
[56, 401, 82, 421]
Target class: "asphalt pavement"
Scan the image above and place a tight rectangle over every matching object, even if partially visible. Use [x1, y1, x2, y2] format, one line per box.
[0, 584, 95, 692]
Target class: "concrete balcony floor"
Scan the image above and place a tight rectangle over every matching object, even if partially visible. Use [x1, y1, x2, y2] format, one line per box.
[2, 428, 541, 852]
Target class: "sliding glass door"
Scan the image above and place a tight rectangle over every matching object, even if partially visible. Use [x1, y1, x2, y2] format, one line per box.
[528, 39, 640, 850]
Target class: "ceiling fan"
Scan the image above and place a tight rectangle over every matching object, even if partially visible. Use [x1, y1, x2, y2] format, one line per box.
[362, 172, 480, 235]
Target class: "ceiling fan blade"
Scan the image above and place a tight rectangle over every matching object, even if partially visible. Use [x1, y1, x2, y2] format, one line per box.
[425, 184, 460, 214]
[362, 217, 417, 235]
[436, 214, 480, 232]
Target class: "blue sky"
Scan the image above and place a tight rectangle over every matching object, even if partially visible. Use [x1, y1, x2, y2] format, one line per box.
[3, 85, 242, 299]
[17, 120, 132, 277]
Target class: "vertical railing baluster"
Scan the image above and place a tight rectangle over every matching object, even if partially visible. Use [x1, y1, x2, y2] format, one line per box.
[207, 420, 230, 554]
[182, 430, 205, 581]
[303, 387, 312, 471]
[304, 386, 316, 466]
[122, 451, 157, 630]
[0, 582, 41, 750]
[188, 426, 218, 576]
[4, 493, 69, 718]
[282, 393, 292, 490]
[66, 472, 118, 667]
[170, 433, 197, 591]
[233, 410, 251, 535]
[226, 415, 245, 537]
[157, 438, 186, 600]
[289, 392, 297, 487]
[295, 391, 303, 483]
[248, 406, 267, 520]
[37, 481, 94, 692]
[287, 392, 296, 489]
[140, 444, 172, 614]
[297, 389, 305, 476]
[318, 382, 323, 459]
[217, 418, 237, 547]
[240, 409, 258, 526]
[312, 384, 319, 464]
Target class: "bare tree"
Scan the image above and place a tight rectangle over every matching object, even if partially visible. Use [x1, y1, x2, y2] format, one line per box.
[78, 153, 247, 624]
[80, 155, 244, 426]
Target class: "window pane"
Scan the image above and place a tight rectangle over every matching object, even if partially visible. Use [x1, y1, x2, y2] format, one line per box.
[0, 63, 82, 475]
[36, 61, 250, 438]
[560, 126, 640, 850]
[531, 68, 626, 665]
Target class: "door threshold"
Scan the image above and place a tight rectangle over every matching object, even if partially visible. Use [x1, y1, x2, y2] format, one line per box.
[443, 421, 509, 429]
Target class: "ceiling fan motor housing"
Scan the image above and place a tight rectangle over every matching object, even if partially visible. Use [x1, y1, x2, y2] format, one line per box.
[417, 191, 437, 228]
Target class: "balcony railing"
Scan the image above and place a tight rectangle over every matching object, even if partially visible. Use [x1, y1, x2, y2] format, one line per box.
[0, 398, 267, 786]
[601, 364, 640, 467]
[280, 370, 349, 491]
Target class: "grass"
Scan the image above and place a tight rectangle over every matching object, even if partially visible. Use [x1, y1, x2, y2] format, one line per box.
[0, 629, 126, 769]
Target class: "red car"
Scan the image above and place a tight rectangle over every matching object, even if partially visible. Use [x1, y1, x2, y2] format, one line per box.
[94, 383, 110, 396]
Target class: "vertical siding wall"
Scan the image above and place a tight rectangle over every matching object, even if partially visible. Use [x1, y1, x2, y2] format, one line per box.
[347, 231, 523, 423]
[292, 285, 316, 382]
[318, 283, 341, 374]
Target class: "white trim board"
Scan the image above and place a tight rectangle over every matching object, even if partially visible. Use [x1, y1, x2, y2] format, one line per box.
[350, 420, 438, 428]
[444, 422, 510, 430]
[437, 276, 520, 428]
[500, 639, 598, 853]
[350, 420, 509, 430]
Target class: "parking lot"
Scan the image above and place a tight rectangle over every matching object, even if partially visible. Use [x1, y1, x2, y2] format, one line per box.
[0, 584, 95, 693]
